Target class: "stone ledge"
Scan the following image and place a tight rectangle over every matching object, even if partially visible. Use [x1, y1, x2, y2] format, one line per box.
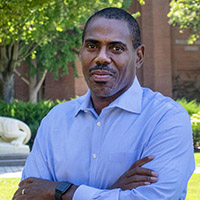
[0, 142, 30, 154]
[0, 154, 28, 166]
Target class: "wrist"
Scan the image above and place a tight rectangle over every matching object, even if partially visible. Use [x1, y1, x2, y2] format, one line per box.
[47, 181, 60, 200]
[63, 185, 78, 200]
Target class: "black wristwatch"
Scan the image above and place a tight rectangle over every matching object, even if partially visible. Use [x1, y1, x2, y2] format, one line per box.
[55, 181, 72, 200]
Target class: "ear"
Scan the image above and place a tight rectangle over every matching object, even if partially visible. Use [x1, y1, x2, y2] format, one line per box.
[136, 44, 145, 69]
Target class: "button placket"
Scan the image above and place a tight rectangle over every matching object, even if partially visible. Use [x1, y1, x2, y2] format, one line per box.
[89, 119, 103, 186]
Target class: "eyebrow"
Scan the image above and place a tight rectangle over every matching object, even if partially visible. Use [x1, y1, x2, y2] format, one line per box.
[84, 39, 127, 47]
[85, 39, 99, 44]
[109, 41, 127, 47]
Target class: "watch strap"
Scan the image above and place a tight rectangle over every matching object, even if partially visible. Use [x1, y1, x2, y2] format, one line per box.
[55, 181, 72, 200]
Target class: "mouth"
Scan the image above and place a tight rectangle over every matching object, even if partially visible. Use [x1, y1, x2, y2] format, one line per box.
[91, 70, 113, 82]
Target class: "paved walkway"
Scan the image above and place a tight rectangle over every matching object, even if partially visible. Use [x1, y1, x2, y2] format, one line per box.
[0, 166, 23, 178]
[0, 166, 200, 178]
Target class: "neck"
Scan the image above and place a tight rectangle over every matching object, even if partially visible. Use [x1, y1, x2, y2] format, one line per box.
[90, 79, 135, 115]
[91, 90, 124, 115]
[91, 95, 113, 115]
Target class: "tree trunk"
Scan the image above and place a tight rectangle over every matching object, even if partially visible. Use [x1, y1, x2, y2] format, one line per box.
[0, 40, 38, 103]
[0, 42, 18, 103]
[15, 59, 48, 103]
[29, 69, 47, 103]
[0, 72, 15, 103]
[27, 59, 47, 103]
[29, 74, 38, 103]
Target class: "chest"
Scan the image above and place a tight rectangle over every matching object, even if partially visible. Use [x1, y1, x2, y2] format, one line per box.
[48, 109, 157, 188]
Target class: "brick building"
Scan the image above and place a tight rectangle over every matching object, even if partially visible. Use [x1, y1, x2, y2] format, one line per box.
[14, 1, 200, 102]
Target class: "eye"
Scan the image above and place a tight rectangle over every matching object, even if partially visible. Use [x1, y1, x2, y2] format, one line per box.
[86, 43, 97, 50]
[113, 46, 123, 51]
[110, 45, 125, 53]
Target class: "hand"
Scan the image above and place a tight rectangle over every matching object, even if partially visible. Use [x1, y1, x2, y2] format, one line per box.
[109, 156, 158, 190]
[12, 177, 59, 200]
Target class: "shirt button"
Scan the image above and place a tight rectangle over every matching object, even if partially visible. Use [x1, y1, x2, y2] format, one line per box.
[92, 154, 97, 159]
[84, 110, 88, 113]
[97, 122, 101, 126]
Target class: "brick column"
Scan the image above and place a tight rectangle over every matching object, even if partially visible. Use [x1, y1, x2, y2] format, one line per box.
[141, 0, 172, 97]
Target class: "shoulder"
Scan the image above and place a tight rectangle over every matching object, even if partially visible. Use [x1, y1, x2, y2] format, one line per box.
[140, 88, 191, 131]
[142, 87, 188, 115]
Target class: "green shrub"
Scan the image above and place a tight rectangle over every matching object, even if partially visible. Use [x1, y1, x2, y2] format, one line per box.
[177, 98, 200, 116]
[1, 98, 200, 149]
[176, 98, 200, 147]
[0, 100, 64, 149]
[191, 112, 200, 147]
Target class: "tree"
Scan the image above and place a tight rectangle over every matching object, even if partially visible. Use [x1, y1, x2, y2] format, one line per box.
[168, 0, 200, 44]
[0, 0, 125, 103]
[16, 29, 81, 102]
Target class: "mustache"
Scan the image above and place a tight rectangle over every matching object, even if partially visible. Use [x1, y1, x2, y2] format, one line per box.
[89, 64, 116, 74]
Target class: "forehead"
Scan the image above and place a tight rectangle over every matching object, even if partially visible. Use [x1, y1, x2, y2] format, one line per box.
[84, 17, 131, 43]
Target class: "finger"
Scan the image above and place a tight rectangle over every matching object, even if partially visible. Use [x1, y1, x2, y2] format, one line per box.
[12, 187, 26, 199]
[12, 189, 19, 199]
[130, 156, 154, 169]
[124, 181, 152, 190]
[127, 167, 158, 178]
[126, 174, 158, 185]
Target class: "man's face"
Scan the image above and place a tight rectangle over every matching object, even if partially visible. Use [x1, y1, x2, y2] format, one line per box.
[80, 17, 142, 100]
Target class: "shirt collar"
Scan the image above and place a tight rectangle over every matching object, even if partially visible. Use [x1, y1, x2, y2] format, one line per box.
[108, 76, 143, 114]
[75, 76, 143, 116]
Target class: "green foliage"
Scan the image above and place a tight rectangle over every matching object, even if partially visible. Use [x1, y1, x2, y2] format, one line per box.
[191, 112, 200, 146]
[177, 98, 200, 116]
[0, 0, 124, 45]
[177, 98, 200, 147]
[137, 0, 145, 5]
[28, 28, 81, 79]
[168, 0, 200, 43]
[0, 99, 63, 148]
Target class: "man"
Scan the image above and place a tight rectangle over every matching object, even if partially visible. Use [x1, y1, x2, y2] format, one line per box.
[13, 7, 195, 200]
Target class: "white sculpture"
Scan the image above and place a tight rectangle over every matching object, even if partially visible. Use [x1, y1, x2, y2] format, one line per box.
[0, 116, 31, 154]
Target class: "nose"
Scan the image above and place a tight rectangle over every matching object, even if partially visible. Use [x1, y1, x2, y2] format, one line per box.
[94, 47, 111, 65]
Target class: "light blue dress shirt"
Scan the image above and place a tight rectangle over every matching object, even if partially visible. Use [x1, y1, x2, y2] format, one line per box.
[22, 77, 195, 200]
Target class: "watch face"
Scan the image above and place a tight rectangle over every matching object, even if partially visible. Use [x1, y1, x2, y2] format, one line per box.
[55, 182, 72, 200]
[56, 181, 72, 194]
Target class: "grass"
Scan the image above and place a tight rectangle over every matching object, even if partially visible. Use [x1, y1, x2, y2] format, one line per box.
[0, 153, 199, 199]
[0, 178, 20, 200]
[185, 153, 200, 200]
[186, 173, 200, 200]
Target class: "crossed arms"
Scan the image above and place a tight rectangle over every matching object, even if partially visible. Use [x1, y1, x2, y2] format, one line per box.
[13, 156, 158, 200]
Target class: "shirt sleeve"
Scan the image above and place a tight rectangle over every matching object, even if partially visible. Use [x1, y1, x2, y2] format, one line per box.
[73, 109, 195, 200]
[21, 117, 54, 181]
